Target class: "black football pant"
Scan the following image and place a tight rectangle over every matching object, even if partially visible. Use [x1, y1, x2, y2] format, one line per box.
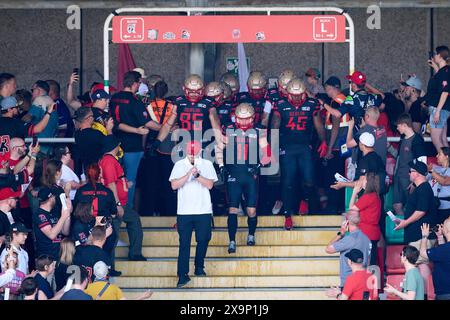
[280, 146, 318, 216]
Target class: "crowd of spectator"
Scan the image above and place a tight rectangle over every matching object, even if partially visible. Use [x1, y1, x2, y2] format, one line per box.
[0, 44, 449, 300]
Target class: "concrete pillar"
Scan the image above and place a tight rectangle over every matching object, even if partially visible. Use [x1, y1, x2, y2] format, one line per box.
[186, 0, 207, 78]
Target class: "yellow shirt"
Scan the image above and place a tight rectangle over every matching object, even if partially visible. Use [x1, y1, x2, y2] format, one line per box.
[85, 281, 124, 300]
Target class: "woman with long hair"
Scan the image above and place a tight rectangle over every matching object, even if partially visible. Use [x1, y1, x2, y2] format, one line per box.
[349, 173, 382, 266]
[54, 238, 76, 291]
[41, 159, 71, 217]
[73, 163, 120, 276]
[428, 147, 450, 224]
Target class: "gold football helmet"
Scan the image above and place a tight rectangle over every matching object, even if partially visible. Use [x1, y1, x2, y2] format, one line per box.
[205, 81, 224, 106]
[278, 69, 296, 97]
[220, 72, 239, 96]
[286, 79, 307, 107]
[235, 102, 255, 130]
[247, 71, 267, 100]
[183, 74, 204, 103]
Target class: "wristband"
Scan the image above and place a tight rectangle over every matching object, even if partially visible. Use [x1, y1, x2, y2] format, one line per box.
[116, 201, 122, 206]
[45, 111, 51, 116]
[194, 172, 200, 179]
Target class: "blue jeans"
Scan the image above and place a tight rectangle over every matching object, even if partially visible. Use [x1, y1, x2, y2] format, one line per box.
[429, 106, 450, 129]
[123, 151, 143, 208]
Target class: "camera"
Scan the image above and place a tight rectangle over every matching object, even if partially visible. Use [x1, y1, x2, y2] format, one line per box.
[100, 216, 113, 226]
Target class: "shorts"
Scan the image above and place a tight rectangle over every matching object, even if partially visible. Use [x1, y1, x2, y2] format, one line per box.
[226, 169, 258, 208]
[429, 107, 450, 129]
[393, 175, 411, 205]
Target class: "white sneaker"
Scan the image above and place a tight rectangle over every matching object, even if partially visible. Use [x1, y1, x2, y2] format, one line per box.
[116, 240, 128, 247]
[272, 200, 283, 215]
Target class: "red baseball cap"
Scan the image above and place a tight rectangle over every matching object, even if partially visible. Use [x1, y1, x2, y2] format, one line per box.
[185, 140, 202, 156]
[346, 71, 367, 85]
[90, 84, 117, 96]
[0, 188, 21, 201]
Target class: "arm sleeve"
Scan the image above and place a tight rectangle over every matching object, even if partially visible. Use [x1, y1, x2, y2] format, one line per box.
[37, 212, 50, 229]
[169, 162, 185, 181]
[332, 236, 354, 253]
[134, 102, 150, 126]
[0, 269, 15, 287]
[202, 161, 218, 182]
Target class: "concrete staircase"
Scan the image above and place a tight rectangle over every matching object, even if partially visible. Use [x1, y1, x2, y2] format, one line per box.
[116, 215, 342, 300]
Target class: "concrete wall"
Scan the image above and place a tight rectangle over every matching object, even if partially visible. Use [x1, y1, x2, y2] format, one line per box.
[0, 6, 449, 100]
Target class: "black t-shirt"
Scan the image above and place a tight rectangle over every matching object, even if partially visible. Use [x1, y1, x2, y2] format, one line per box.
[404, 181, 438, 243]
[409, 98, 427, 126]
[32, 207, 64, 260]
[73, 245, 112, 282]
[55, 262, 70, 292]
[110, 91, 150, 152]
[0, 210, 10, 233]
[383, 93, 405, 132]
[0, 117, 33, 138]
[35, 273, 54, 299]
[74, 183, 117, 218]
[70, 219, 95, 246]
[74, 128, 107, 168]
[356, 151, 386, 194]
[425, 66, 450, 110]
[60, 289, 93, 300]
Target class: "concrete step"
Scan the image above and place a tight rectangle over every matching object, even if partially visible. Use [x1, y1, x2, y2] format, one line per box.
[122, 288, 332, 300]
[114, 275, 340, 288]
[115, 245, 336, 258]
[125, 215, 342, 228]
[119, 229, 337, 246]
[114, 258, 339, 276]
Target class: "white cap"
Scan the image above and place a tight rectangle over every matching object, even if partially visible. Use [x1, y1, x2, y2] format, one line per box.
[133, 67, 147, 79]
[93, 261, 109, 279]
[138, 82, 149, 96]
[359, 132, 375, 147]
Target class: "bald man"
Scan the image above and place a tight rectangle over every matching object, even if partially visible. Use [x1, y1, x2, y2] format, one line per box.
[9, 137, 39, 176]
[325, 209, 372, 287]
[420, 219, 450, 300]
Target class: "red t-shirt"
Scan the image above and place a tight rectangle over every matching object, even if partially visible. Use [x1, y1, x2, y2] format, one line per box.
[98, 155, 128, 206]
[342, 270, 375, 300]
[9, 158, 31, 209]
[355, 192, 381, 241]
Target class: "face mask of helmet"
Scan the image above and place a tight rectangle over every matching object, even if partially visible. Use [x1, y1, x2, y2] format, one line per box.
[288, 92, 307, 107]
[184, 88, 204, 103]
[248, 87, 266, 100]
[236, 116, 254, 131]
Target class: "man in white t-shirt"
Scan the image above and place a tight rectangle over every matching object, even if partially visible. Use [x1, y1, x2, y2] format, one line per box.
[169, 140, 218, 288]
[54, 146, 82, 200]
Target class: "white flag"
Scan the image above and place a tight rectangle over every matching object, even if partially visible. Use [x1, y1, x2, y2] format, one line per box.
[237, 43, 249, 92]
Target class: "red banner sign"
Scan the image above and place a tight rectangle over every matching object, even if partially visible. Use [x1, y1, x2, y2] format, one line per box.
[112, 15, 346, 44]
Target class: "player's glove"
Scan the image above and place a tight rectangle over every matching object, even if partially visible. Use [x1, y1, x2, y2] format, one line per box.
[317, 141, 328, 158]
[248, 163, 262, 178]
